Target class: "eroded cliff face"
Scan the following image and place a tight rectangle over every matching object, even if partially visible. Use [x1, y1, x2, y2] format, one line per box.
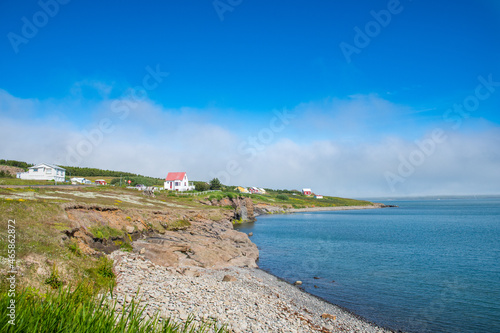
[62, 203, 259, 270]
[200, 196, 257, 222]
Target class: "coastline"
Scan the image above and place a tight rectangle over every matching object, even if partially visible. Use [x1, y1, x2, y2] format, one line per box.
[109, 201, 399, 332]
[252, 202, 395, 217]
[287, 203, 390, 213]
[111, 250, 394, 333]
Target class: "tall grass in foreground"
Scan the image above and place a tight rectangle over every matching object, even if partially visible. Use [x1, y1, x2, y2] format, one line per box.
[0, 284, 227, 333]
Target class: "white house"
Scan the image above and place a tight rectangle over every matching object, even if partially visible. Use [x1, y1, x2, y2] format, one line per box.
[249, 187, 260, 194]
[71, 177, 92, 185]
[17, 163, 66, 182]
[314, 195, 323, 199]
[164, 172, 195, 191]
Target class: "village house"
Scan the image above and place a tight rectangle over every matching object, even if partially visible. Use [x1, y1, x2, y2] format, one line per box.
[302, 188, 312, 195]
[314, 194, 323, 199]
[249, 187, 261, 194]
[95, 179, 107, 185]
[164, 172, 195, 191]
[236, 186, 249, 193]
[71, 177, 92, 185]
[17, 163, 66, 182]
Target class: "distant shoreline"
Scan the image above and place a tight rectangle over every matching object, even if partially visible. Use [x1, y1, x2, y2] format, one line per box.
[287, 203, 392, 213]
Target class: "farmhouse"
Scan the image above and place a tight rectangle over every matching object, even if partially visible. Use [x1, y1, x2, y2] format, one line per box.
[95, 179, 107, 185]
[164, 172, 195, 191]
[314, 195, 323, 199]
[17, 163, 66, 182]
[302, 188, 312, 195]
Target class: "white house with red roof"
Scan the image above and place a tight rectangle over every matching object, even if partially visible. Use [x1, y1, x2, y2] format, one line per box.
[164, 172, 195, 191]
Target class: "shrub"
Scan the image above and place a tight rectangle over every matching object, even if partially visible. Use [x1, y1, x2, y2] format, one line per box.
[209, 178, 222, 190]
[194, 181, 210, 191]
[96, 257, 115, 279]
[90, 226, 123, 239]
[120, 242, 133, 252]
[45, 264, 63, 289]
[0, 170, 13, 178]
[68, 240, 82, 257]
[276, 194, 288, 201]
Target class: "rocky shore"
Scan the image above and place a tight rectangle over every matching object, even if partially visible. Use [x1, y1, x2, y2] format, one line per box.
[101, 201, 397, 333]
[110, 250, 392, 333]
[60, 197, 397, 332]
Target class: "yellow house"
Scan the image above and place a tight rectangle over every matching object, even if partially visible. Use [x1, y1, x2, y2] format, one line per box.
[236, 186, 249, 193]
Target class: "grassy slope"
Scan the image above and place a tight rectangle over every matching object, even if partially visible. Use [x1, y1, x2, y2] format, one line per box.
[0, 186, 231, 332]
[0, 184, 371, 332]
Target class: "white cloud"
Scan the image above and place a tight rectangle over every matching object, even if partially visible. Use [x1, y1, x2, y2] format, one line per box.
[1, 90, 499, 197]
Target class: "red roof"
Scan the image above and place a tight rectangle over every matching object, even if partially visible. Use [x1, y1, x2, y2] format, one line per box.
[165, 172, 186, 181]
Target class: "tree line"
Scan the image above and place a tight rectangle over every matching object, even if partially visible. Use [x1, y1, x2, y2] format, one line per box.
[0, 159, 33, 170]
[61, 166, 140, 178]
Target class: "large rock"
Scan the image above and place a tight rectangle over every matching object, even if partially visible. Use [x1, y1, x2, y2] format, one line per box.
[134, 218, 259, 269]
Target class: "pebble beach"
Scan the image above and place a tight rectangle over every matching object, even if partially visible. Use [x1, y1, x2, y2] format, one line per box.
[110, 251, 393, 333]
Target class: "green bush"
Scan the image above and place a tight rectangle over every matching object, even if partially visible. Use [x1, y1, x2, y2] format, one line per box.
[67, 240, 82, 257]
[209, 178, 222, 190]
[194, 181, 210, 191]
[276, 194, 288, 201]
[90, 226, 123, 239]
[45, 264, 63, 289]
[0, 170, 13, 178]
[96, 257, 115, 279]
[120, 242, 133, 252]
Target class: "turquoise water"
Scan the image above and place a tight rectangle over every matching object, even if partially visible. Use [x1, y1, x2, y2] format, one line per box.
[235, 197, 500, 333]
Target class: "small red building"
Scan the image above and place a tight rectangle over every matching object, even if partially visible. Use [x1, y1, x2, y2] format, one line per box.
[302, 188, 312, 195]
[95, 179, 107, 185]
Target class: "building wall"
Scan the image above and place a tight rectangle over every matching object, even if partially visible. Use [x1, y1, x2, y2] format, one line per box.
[17, 165, 65, 182]
[164, 174, 195, 191]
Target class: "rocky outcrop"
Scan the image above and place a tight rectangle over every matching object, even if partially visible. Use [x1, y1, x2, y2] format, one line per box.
[203, 196, 257, 223]
[62, 203, 259, 269]
[136, 217, 259, 269]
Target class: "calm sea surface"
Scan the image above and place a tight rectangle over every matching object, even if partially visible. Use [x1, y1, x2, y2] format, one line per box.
[235, 197, 500, 333]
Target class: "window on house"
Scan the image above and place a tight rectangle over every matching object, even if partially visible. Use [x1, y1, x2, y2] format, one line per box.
[33, 168, 38, 172]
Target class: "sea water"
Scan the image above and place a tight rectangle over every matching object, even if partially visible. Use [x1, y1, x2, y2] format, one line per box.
[235, 196, 500, 333]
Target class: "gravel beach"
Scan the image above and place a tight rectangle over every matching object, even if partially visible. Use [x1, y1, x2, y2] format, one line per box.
[110, 251, 393, 333]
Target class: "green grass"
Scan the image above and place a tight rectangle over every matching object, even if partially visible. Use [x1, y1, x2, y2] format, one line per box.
[0, 178, 70, 186]
[0, 283, 228, 332]
[166, 219, 191, 231]
[90, 226, 124, 239]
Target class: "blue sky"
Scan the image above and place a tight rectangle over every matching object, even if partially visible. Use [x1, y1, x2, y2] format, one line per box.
[1, 0, 499, 197]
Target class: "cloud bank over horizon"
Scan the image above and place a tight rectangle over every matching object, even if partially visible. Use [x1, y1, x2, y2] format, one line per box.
[1, 88, 499, 198]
